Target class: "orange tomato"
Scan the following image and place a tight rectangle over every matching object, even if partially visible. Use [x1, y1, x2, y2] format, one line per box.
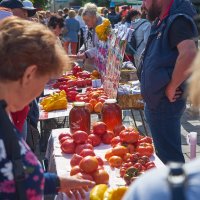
[94, 102, 103, 113]
[109, 156, 123, 168]
[105, 149, 114, 161]
[123, 153, 132, 162]
[79, 156, 98, 174]
[92, 169, 109, 184]
[112, 145, 129, 158]
[92, 70, 100, 77]
[89, 99, 98, 108]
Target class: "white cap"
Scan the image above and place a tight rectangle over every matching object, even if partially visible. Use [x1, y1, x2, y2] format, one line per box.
[73, 102, 86, 107]
[105, 99, 117, 104]
[22, 0, 36, 10]
[22, 0, 36, 17]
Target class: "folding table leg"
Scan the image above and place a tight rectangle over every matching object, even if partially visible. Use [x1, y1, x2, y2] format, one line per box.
[139, 109, 148, 136]
[130, 109, 137, 128]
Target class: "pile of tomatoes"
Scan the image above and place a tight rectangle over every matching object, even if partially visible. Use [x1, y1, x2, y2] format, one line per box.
[120, 153, 156, 185]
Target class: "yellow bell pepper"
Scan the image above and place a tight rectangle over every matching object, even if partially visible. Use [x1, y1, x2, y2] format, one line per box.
[40, 96, 53, 106]
[59, 90, 66, 97]
[90, 184, 108, 200]
[41, 90, 67, 112]
[43, 97, 67, 112]
[103, 186, 128, 200]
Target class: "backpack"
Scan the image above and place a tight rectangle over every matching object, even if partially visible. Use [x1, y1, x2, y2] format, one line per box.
[127, 20, 147, 55]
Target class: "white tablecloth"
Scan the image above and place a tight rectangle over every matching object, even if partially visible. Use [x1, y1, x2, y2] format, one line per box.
[45, 128, 165, 200]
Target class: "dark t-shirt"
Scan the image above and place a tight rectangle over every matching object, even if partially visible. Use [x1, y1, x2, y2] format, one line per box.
[168, 16, 196, 48]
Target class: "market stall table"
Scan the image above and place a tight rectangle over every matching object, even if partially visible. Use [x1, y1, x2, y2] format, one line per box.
[45, 128, 165, 200]
[39, 102, 73, 152]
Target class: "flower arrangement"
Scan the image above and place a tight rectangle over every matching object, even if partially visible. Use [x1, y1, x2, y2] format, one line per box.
[95, 19, 111, 41]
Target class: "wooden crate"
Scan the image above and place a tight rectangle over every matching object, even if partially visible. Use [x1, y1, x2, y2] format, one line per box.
[117, 94, 144, 110]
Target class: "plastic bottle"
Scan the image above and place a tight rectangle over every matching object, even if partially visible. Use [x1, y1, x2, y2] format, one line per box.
[187, 132, 197, 160]
[101, 99, 122, 131]
[69, 102, 90, 134]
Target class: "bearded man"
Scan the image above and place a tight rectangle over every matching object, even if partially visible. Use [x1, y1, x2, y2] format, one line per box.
[138, 0, 198, 164]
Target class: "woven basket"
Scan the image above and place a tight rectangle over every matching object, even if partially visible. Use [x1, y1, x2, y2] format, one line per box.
[117, 94, 144, 110]
[120, 69, 138, 83]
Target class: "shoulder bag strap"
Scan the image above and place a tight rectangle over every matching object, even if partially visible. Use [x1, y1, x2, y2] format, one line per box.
[135, 21, 148, 49]
[167, 162, 187, 200]
[128, 20, 148, 54]
[0, 100, 27, 200]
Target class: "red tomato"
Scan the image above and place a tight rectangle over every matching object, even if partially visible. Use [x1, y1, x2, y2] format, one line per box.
[136, 143, 154, 157]
[119, 128, 139, 143]
[67, 91, 78, 102]
[72, 65, 82, 75]
[80, 149, 96, 157]
[88, 134, 101, 146]
[75, 143, 93, 154]
[111, 136, 121, 147]
[145, 161, 156, 168]
[93, 122, 107, 136]
[70, 166, 82, 176]
[58, 132, 71, 141]
[140, 156, 150, 164]
[72, 130, 88, 144]
[123, 162, 133, 169]
[95, 156, 104, 166]
[113, 125, 126, 137]
[85, 78, 92, 86]
[70, 154, 83, 167]
[76, 79, 86, 88]
[137, 136, 153, 144]
[129, 153, 139, 163]
[66, 80, 76, 88]
[101, 131, 114, 144]
[127, 144, 135, 154]
[133, 163, 142, 171]
[61, 138, 75, 154]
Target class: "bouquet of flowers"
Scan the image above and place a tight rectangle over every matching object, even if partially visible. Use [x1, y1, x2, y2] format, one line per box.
[95, 19, 111, 41]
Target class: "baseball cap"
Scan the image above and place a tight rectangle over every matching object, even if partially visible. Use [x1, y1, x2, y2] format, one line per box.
[0, 0, 36, 17]
[0, 0, 23, 9]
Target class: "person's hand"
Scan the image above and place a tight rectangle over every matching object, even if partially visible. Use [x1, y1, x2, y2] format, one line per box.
[165, 82, 182, 102]
[59, 175, 95, 199]
[77, 52, 86, 60]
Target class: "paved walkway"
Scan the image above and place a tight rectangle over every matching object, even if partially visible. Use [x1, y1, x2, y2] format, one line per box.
[122, 104, 200, 162]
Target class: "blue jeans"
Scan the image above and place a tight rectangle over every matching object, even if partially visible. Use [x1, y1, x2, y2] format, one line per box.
[144, 98, 186, 164]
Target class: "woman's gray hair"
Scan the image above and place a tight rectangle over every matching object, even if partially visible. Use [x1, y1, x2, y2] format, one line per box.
[78, 7, 84, 16]
[82, 3, 97, 17]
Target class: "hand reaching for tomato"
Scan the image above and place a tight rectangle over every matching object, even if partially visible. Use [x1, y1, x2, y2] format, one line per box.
[59, 175, 95, 199]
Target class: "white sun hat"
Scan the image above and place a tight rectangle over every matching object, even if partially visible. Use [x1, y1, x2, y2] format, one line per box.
[22, 0, 36, 17]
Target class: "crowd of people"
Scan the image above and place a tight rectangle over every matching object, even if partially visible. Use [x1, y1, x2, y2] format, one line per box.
[0, 0, 200, 199]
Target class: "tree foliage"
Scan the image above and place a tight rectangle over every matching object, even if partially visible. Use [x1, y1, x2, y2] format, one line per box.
[31, 0, 47, 9]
